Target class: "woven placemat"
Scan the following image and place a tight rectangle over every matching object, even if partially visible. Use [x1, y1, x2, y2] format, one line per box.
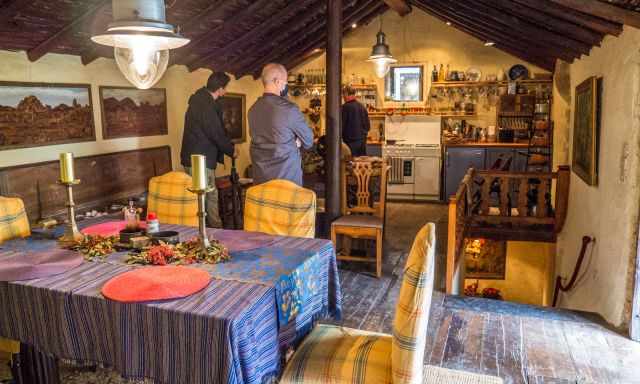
[423, 365, 503, 384]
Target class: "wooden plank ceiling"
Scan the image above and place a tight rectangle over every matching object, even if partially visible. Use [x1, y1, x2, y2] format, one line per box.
[0, 0, 638, 77]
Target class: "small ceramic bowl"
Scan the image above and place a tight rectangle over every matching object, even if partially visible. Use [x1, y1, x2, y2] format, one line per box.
[119, 228, 145, 244]
[150, 231, 180, 245]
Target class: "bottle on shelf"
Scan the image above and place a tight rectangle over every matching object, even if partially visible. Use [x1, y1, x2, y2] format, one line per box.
[438, 64, 445, 82]
[432, 65, 438, 82]
[445, 64, 450, 81]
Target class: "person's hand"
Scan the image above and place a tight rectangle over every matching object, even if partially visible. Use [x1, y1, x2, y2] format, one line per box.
[296, 138, 302, 148]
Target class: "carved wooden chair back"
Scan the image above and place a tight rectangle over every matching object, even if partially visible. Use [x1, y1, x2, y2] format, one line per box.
[341, 159, 389, 219]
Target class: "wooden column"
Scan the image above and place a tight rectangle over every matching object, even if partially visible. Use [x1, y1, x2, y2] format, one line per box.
[326, 0, 342, 223]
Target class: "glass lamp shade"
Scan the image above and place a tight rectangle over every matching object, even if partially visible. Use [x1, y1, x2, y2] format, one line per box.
[369, 57, 397, 78]
[114, 46, 169, 89]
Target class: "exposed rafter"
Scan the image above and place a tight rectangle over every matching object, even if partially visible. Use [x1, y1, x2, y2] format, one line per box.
[0, 0, 25, 26]
[550, 0, 640, 29]
[383, 0, 411, 16]
[187, 0, 315, 72]
[27, 0, 109, 62]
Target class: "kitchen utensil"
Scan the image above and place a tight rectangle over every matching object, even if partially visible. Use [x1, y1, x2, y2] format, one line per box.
[535, 103, 549, 114]
[466, 67, 482, 82]
[508, 64, 529, 81]
[150, 231, 180, 245]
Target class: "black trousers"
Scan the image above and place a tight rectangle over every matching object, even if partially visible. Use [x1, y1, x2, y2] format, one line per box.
[345, 139, 367, 157]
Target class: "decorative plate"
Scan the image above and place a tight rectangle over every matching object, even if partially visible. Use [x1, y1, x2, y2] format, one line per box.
[466, 68, 482, 82]
[508, 64, 529, 81]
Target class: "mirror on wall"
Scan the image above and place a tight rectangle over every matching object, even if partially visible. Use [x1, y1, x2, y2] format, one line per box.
[384, 65, 424, 102]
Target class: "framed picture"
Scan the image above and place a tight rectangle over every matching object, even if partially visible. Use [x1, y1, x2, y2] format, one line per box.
[0, 81, 95, 150]
[99, 86, 168, 139]
[464, 238, 507, 280]
[572, 76, 602, 186]
[222, 93, 246, 143]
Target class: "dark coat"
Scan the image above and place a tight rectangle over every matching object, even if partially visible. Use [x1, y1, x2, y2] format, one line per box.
[341, 99, 370, 143]
[180, 87, 234, 169]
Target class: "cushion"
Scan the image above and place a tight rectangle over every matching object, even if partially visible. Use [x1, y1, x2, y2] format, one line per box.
[244, 179, 316, 238]
[147, 171, 198, 227]
[392, 223, 435, 384]
[332, 215, 383, 229]
[0, 197, 30, 244]
[102, 266, 211, 303]
[280, 324, 393, 384]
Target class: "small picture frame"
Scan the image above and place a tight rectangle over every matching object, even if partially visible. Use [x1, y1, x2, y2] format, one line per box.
[221, 93, 247, 143]
[572, 76, 602, 186]
[99, 86, 168, 139]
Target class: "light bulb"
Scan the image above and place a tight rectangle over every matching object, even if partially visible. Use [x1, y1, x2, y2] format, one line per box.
[371, 58, 394, 78]
[114, 46, 169, 89]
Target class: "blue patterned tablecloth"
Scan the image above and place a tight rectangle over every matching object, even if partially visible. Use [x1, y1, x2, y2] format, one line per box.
[0, 224, 342, 384]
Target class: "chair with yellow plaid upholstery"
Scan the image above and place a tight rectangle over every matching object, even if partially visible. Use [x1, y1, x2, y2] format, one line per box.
[0, 197, 31, 363]
[243, 179, 316, 238]
[147, 171, 198, 227]
[280, 223, 435, 384]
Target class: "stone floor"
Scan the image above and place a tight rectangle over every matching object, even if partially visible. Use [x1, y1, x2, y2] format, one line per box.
[1, 202, 447, 383]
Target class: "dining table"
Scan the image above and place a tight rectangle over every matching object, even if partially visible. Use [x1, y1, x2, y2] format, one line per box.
[0, 219, 342, 384]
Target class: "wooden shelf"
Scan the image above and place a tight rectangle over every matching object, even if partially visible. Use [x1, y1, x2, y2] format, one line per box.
[288, 83, 377, 90]
[368, 111, 477, 118]
[431, 79, 552, 87]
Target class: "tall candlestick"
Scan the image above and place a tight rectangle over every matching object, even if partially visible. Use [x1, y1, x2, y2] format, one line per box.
[191, 154, 208, 190]
[59, 152, 75, 183]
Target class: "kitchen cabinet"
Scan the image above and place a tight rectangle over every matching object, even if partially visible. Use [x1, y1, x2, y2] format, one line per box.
[444, 147, 485, 199]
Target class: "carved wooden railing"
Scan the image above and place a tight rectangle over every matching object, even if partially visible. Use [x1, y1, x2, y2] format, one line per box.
[446, 165, 570, 294]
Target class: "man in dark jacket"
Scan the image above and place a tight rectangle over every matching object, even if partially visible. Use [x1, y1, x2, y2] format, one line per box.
[180, 72, 236, 228]
[341, 86, 370, 157]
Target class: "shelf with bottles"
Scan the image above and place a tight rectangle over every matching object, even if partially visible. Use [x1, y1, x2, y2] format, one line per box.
[431, 79, 552, 87]
[287, 83, 377, 90]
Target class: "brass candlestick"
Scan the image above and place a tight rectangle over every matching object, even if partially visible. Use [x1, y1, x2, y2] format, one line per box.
[58, 179, 85, 245]
[188, 185, 214, 251]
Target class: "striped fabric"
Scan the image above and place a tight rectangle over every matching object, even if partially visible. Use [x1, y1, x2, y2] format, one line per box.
[0, 222, 342, 384]
[147, 171, 198, 227]
[391, 223, 435, 384]
[244, 179, 316, 238]
[0, 196, 30, 356]
[280, 223, 435, 384]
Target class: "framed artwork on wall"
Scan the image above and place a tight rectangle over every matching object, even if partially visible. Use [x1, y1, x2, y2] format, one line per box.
[99, 86, 168, 139]
[222, 93, 246, 143]
[0, 81, 95, 150]
[572, 76, 602, 186]
[464, 238, 507, 280]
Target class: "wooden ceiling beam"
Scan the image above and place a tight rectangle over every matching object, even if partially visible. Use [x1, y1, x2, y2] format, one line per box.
[448, 0, 591, 56]
[422, 0, 575, 63]
[511, 0, 622, 36]
[0, 0, 25, 26]
[383, 0, 411, 16]
[550, 0, 640, 29]
[27, 0, 109, 62]
[412, 1, 555, 71]
[187, 0, 316, 72]
[175, 0, 275, 67]
[480, 0, 604, 46]
[235, 0, 378, 78]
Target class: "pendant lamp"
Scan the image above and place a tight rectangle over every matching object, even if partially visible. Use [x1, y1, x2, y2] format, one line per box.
[367, 18, 396, 78]
[91, 0, 190, 89]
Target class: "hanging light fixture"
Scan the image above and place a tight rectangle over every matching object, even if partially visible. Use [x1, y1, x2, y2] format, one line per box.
[91, 0, 190, 89]
[367, 18, 397, 79]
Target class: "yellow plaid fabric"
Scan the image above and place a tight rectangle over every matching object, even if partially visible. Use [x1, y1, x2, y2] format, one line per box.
[392, 223, 435, 384]
[280, 324, 392, 384]
[147, 171, 198, 227]
[243, 179, 316, 238]
[280, 223, 435, 384]
[0, 196, 30, 355]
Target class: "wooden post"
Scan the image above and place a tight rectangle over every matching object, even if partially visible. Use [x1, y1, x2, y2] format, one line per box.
[446, 196, 458, 294]
[326, 0, 342, 224]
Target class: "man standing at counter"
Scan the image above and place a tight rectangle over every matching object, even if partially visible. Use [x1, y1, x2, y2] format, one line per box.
[341, 85, 370, 157]
[180, 72, 237, 228]
[248, 63, 313, 186]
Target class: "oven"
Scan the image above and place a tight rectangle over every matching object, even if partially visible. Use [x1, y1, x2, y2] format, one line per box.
[389, 157, 415, 185]
[383, 145, 416, 199]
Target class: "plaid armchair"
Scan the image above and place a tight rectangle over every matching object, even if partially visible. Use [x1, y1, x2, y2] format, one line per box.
[147, 171, 198, 227]
[243, 179, 316, 238]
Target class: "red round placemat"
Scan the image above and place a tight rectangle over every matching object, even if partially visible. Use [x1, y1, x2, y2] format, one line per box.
[102, 266, 211, 303]
[82, 221, 147, 237]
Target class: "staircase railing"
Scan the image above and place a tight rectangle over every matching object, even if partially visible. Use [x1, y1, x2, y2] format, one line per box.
[446, 165, 570, 294]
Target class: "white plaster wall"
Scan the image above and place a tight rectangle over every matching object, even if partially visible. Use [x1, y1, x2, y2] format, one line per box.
[555, 27, 640, 327]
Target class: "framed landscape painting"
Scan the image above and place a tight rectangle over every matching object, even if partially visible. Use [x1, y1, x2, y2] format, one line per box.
[99, 86, 168, 139]
[222, 93, 246, 143]
[572, 76, 602, 186]
[0, 81, 95, 150]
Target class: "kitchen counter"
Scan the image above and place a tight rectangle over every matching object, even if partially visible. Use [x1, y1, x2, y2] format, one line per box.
[443, 141, 530, 148]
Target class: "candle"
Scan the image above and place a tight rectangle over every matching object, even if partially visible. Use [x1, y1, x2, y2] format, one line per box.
[59, 152, 75, 183]
[191, 154, 207, 190]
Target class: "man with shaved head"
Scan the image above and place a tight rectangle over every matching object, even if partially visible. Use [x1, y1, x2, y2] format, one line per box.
[248, 63, 313, 186]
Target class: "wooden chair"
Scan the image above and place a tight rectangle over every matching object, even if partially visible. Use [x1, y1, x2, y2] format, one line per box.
[0, 197, 31, 363]
[331, 158, 389, 277]
[281, 223, 436, 384]
[147, 171, 198, 227]
[243, 179, 316, 238]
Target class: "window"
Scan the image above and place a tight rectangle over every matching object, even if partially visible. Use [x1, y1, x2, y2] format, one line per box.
[385, 65, 424, 102]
